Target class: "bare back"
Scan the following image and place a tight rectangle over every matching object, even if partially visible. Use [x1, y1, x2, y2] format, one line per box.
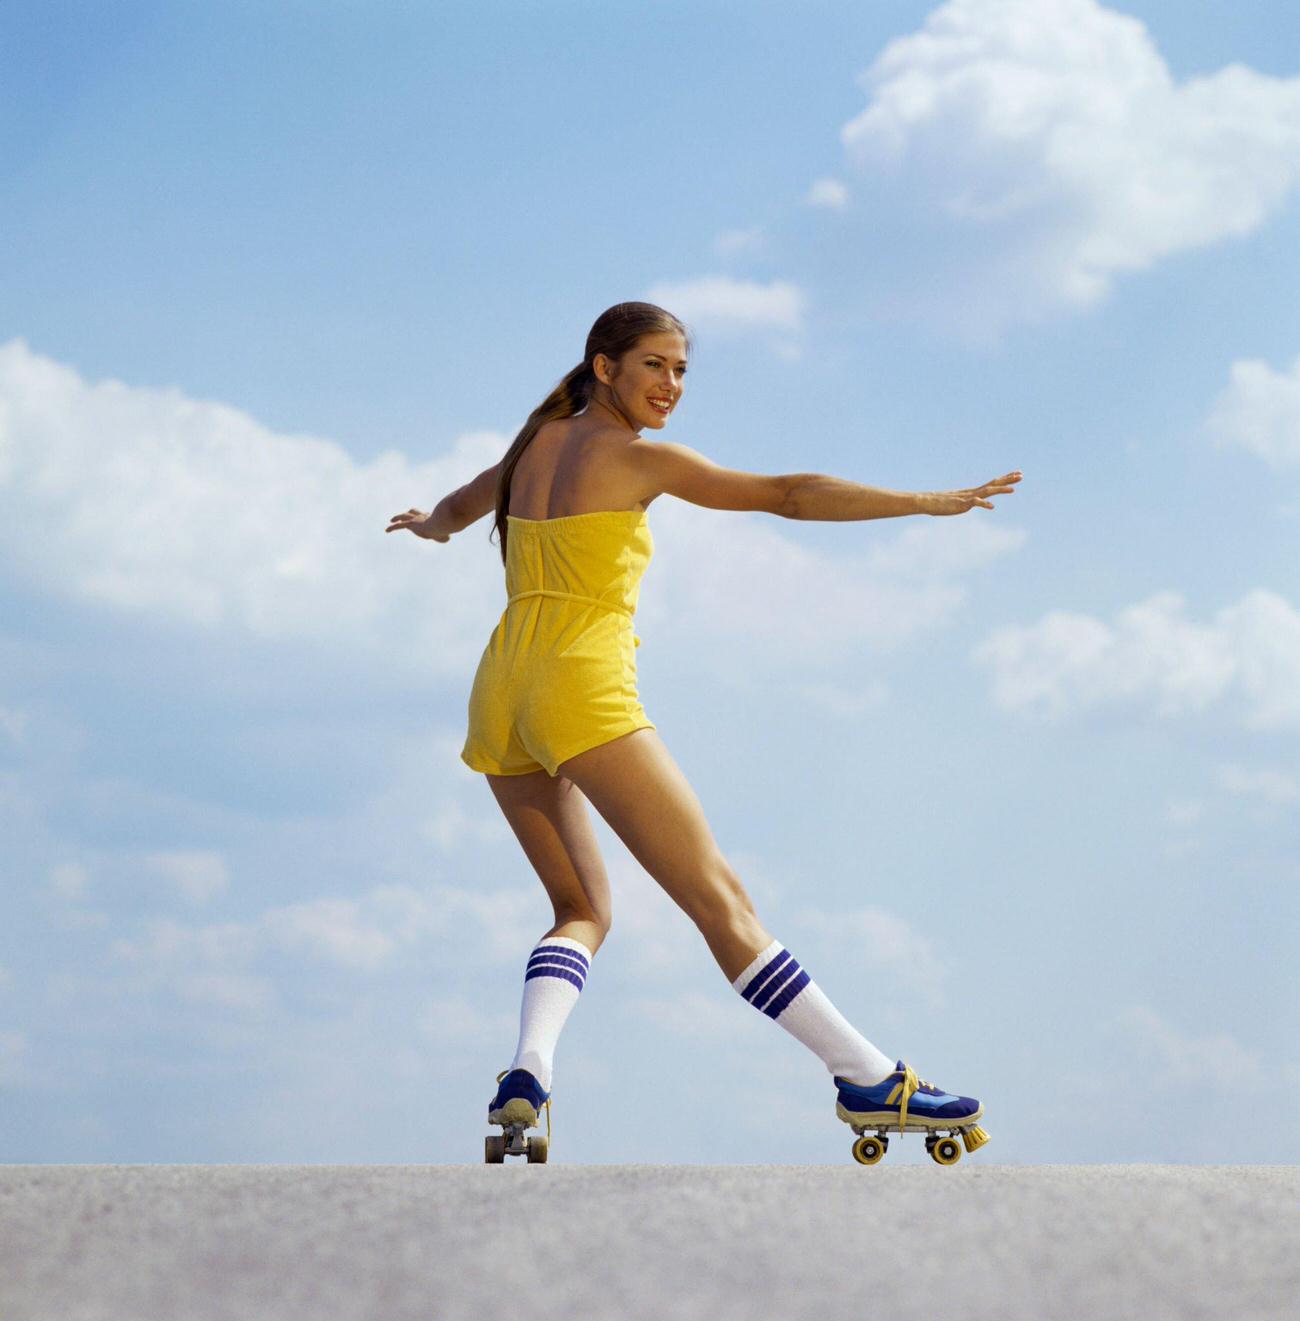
[507, 418, 658, 521]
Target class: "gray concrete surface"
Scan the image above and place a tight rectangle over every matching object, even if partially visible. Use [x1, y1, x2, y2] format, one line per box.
[1, 1163, 1296, 1320]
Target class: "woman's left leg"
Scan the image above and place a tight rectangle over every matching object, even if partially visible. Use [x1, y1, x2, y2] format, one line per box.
[486, 768, 611, 1090]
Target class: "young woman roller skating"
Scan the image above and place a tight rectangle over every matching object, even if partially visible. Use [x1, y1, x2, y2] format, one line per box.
[387, 302, 1020, 1165]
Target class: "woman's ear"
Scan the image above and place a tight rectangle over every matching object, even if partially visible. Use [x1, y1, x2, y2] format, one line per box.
[592, 352, 616, 387]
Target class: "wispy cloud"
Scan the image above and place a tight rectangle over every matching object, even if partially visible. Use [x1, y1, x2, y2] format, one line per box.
[642, 274, 807, 334]
[1111, 1005, 1300, 1092]
[105, 878, 542, 1007]
[805, 178, 849, 209]
[642, 499, 1027, 682]
[792, 904, 947, 1010]
[141, 849, 230, 904]
[713, 226, 767, 258]
[1215, 763, 1300, 807]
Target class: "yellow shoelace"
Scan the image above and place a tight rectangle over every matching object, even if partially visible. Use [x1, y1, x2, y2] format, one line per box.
[884, 1063, 933, 1133]
[495, 1069, 552, 1140]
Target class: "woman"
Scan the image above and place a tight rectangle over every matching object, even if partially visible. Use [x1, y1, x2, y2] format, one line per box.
[387, 301, 1021, 1163]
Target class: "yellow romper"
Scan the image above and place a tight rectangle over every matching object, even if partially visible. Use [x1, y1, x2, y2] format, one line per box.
[460, 508, 657, 777]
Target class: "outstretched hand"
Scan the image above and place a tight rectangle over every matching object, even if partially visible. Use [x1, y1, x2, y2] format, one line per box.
[386, 508, 451, 542]
[926, 471, 1023, 515]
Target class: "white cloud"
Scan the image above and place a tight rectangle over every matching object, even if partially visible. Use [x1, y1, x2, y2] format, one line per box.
[420, 796, 511, 851]
[973, 587, 1300, 730]
[0, 1029, 30, 1085]
[141, 849, 230, 903]
[416, 994, 515, 1044]
[1112, 1005, 1291, 1091]
[601, 855, 700, 978]
[106, 877, 543, 1008]
[1163, 797, 1204, 830]
[0, 337, 504, 680]
[806, 178, 849, 209]
[836, 0, 1300, 333]
[1215, 763, 1300, 806]
[42, 863, 112, 928]
[1203, 352, 1300, 469]
[641, 498, 1027, 682]
[48, 861, 90, 899]
[792, 904, 947, 1010]
[260, 897, 398, 970]
[629, 990, 740, 1041]
[713, 226, 766, 257]
[787, 678, 890, 718]
[641, 275, 807, 334]
[0, 338, 1015, 696]
[0, 704, 27, 742]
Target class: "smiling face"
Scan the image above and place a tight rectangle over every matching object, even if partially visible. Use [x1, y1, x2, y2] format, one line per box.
[593, 330, 688, 432]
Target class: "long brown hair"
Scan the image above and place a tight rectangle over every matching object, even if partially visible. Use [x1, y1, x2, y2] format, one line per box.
[491, 301, 693, 565]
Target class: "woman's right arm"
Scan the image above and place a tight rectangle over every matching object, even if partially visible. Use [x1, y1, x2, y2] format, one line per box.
[628, 440, 1021, 520]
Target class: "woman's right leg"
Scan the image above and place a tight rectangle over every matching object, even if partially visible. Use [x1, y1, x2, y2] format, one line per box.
[555, 727, 896, 1085]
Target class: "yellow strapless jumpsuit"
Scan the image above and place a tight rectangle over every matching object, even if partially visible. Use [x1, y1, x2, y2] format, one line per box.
[460, 508, 657, 777]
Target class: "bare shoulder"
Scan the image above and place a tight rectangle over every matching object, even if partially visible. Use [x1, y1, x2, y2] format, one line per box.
[624, 438, 791, 515]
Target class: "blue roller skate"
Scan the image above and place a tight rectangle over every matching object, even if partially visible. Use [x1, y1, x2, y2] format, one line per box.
[834, 1058, 989, 1166]
[485, 1068, 552, 1164]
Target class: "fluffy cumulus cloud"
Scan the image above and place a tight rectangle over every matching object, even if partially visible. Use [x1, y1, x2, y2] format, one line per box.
[972, 587, 1300, 730]
[0, 338, 1025, 696]
[1203, 351, 1300, 469]
[0, 337, 504, 679]
[833, 0, 1300, 334]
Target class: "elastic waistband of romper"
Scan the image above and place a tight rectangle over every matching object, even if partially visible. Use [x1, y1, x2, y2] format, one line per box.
[506, 589, 634, 621]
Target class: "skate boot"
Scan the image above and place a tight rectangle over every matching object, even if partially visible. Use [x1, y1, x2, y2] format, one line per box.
[484, 1067, 552, 1164]
[834, 1058, 989, 1166]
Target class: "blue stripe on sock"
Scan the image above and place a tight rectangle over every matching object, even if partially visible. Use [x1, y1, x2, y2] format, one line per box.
[527, 957, 586, 985]
[762, 967, 810, 1019]
[533, 943, 589, 970]
[527, 951, 589, 977]
[741, 948, 790, 1003]
[525, 965, 585, 992]
[753, 956, 801, 1011]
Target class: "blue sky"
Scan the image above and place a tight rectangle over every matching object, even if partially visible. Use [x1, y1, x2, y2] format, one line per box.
[2, 0, 1298, 1165]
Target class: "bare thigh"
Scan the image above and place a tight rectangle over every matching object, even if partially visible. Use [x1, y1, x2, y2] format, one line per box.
[485, 769, 612, 946]
[556, 727, 770, 980]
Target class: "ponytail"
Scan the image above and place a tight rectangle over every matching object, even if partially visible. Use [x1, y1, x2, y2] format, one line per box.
[491, 360, 596, 565]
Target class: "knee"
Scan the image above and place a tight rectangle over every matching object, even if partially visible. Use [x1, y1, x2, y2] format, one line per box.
[553, 902, 612, 950]
[691, 862, 759, 933]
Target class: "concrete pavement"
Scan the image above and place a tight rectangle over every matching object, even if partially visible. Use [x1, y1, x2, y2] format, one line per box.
[2, 1163, 1296, 1320]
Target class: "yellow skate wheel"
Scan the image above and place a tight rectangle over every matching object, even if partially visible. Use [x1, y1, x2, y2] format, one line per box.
[526, 1134, 548, 1163]
[485, 1134, 506, 1163]
[930, 1135, 962, 1166]
[852, 1134, 886, 1165]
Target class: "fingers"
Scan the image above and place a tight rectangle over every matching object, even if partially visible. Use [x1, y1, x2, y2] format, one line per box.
[979, 471, 1022, 497]
[385, 509, 425, 533]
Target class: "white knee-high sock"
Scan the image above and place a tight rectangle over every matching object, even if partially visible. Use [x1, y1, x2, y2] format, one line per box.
[731, 938, 896, 1085]
[509, 935, 591, 1092]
